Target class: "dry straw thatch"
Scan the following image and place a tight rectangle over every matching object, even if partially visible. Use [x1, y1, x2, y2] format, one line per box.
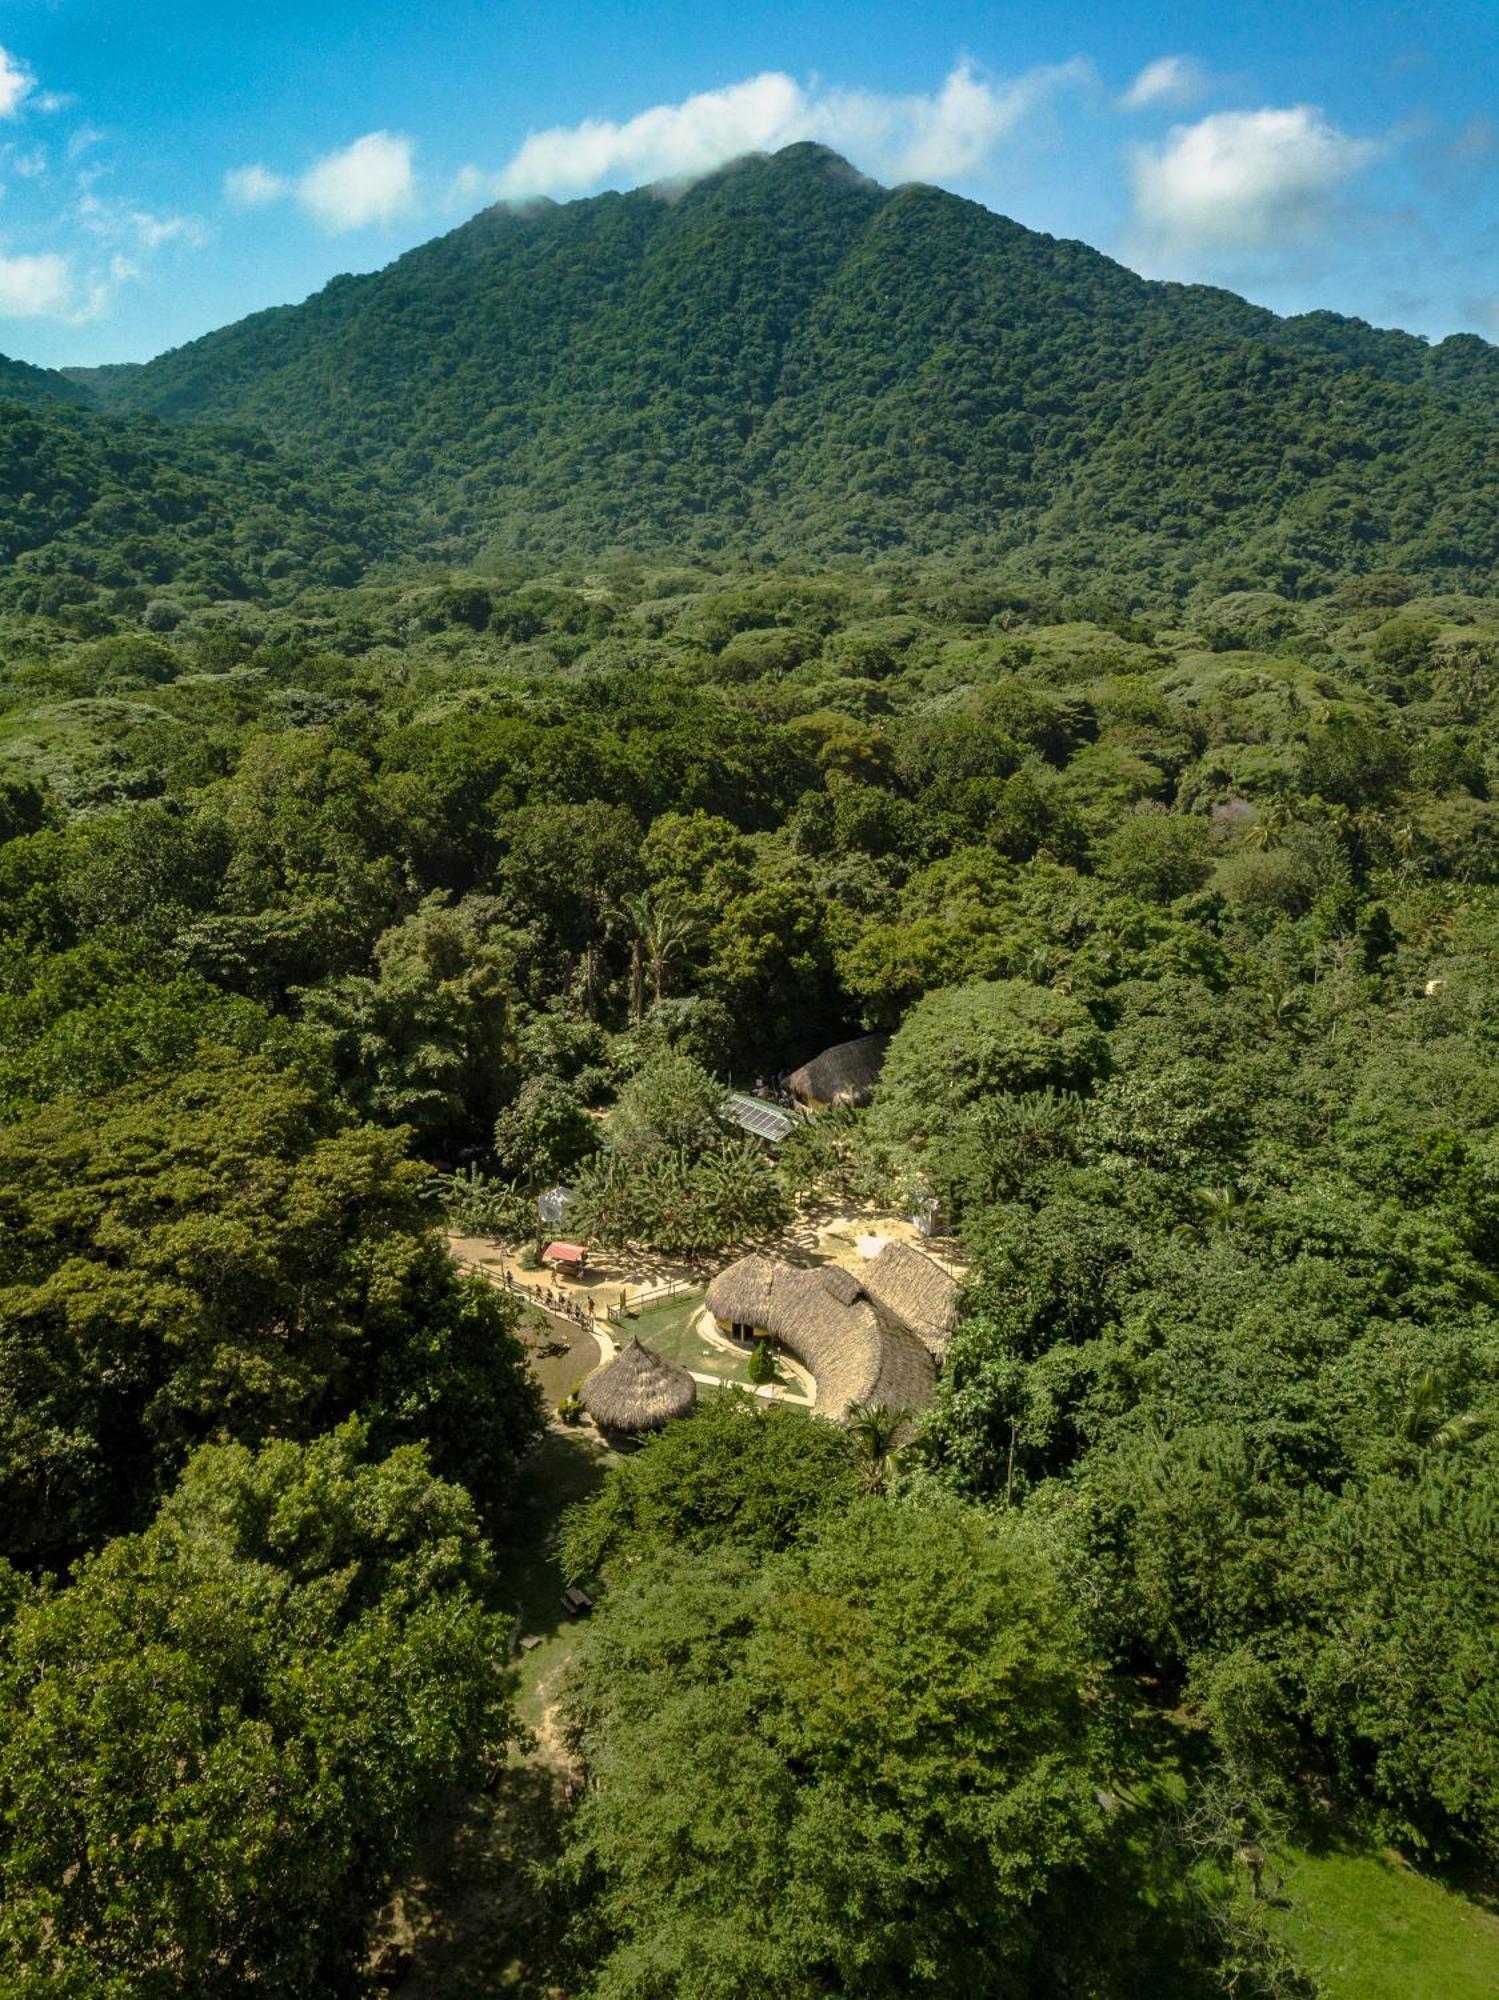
[705, 1254, 934, 1421]
[857, 1241, 960, 1360]
[787, 1032, 891, 1108]
[578, 1337, 696, 1434]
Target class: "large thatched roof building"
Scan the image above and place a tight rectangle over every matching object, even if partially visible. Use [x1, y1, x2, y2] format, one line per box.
[786, 1032, 890, 1110]
[705, 1253, 936, 1421]
[578, 1338, 696, 1436]
[857, 1241, 959, 1361]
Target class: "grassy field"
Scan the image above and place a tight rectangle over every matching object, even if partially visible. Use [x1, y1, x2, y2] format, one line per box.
[624, 1293, 811, 1401]
[499, 1427, 616, 1735]
[1270, 1837, 1499, 1999]
[624, 1294, 743, 1381]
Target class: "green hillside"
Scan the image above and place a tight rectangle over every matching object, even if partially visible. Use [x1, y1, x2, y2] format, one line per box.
[0, 398, 400, 613]
[67, 143, 1499, 594]
[0, 353, 94, 409]
[2, 140, 1498, 2000]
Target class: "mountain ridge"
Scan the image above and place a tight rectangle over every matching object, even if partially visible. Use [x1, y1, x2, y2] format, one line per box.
[9, 144, 1499, 597]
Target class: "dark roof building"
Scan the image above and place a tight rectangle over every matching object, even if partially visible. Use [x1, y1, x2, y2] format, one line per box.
[787, 1032, 891, 1109]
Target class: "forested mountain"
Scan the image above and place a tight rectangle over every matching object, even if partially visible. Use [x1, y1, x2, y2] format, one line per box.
[3, 138, 1499, 2000]
[0, 354, 92, 408]
[0, 398, 399, 613]
[50, 142, 1499, 595]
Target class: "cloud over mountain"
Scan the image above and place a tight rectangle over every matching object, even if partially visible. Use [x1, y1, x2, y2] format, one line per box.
[459, 60, 1091, 206]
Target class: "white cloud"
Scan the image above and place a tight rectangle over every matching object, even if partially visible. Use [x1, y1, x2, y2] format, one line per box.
[0, 249, 71, 315]
[826, 59, 1094, 184]
[487, 74, 804, 202]
[0, 46, 34, 121]
[225, 131, 417, 232]
[465, 60, 1091, 207]
[224, 162, 288, 209]
[1130, 106, 1378, 255]
[77, 190, 210, 253]
[296, 130, 416, 231]
[133, 209, 209, 251]
[1120, 55, 1211, 113]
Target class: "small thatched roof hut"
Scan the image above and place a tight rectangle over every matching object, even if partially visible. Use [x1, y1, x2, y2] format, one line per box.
[858, 1241, 960, 1361]
[787, 1032, 890, 1110]
[578, 1338, 696, 1435]
[705, 1254, 934, 1421]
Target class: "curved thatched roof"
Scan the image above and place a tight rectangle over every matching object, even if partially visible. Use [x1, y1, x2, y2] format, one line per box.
[705, 1255, 934, 1421]
[787, 1032, 890, 1109]
[858, 1241, 960, 1360]
[578, 1338, 696, 1433]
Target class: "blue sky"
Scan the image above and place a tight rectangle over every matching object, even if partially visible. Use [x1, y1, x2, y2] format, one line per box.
[1, 1, 1497, 366]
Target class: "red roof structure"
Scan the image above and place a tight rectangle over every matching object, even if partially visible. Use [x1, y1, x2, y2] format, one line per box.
[542, 1241, 587, 1267]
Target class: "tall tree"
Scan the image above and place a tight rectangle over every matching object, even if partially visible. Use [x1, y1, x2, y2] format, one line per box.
[0, 1424, 514, 1997]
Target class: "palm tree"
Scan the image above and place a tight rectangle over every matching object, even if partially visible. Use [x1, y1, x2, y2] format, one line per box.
[1247, 797, 1292, 852]
[623, 892, 703, 1023]
[1399, 1373, 1493, 1455]
[844, 1401, 905, 1492]
[1187, 1183, 1256, 1237]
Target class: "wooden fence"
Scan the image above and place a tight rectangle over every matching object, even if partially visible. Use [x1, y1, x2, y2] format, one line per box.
[466, 1259, 698, 1330]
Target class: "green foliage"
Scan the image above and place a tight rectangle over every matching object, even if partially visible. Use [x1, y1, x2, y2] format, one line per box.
[569, 1136, 791, 1258]
[0, 1051, 540, 1563]
[606, 1050, 729, 1156]
[1297, 1454, 1499, 1863]
[493, 1073, 600, 1189]
[558, 1395, 864, 1579]
[0, 397, 394, 612]
[299, 892, 521, 1149]
[1103, 808, 1214, 903]
[428, 1161, 536, 1239]
[0, 1423, 512, 1996]
[871, 977, 1107, 1148]
[0, 937, 319, 1118]
[746, 1337, 778, 1385]
[557, 1500, 1182, 1997]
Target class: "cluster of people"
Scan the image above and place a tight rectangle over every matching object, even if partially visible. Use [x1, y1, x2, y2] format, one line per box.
[502, 1266, 599, 1330]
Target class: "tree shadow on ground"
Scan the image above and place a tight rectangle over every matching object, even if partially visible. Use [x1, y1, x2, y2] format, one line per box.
[373, 1766, 573, 1998]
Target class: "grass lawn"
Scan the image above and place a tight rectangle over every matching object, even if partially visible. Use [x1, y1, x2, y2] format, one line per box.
[496, 1427, 616, 1735]
[624, 1294, 746, 1383]
[625, 1293, 810, 1399]
[1269, 1838, 1499, 1999]
[1123, 1708, 1499, 1998]
[520, 1312, 600, 1413]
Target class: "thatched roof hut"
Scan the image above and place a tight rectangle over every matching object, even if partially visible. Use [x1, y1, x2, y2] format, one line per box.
[787, 1032, 890, 1109]
[578, 1338, 696, 1435]
[858, 1241, 960, 1360]
[705, 1254, 934, 1421]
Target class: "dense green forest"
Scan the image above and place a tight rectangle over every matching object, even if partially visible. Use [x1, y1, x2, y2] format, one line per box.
[0, 145, 1497, 1996]
[7, 144, 1496, 595]
[2, 552, 1498, 1992]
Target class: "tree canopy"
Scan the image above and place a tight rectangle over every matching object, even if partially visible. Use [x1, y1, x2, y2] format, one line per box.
[0, 1423, 513, 1997]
